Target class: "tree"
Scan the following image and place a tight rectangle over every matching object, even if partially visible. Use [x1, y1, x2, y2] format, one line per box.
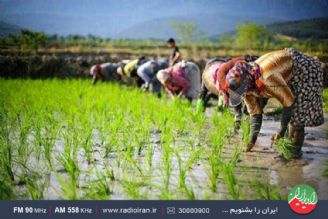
[171, 22, 203, 59]
[19, 29, 48, 51]
[235, 22, 272, 49]
[171, 22, 201, 43]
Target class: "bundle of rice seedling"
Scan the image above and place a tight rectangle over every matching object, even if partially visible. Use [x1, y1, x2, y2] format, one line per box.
[276, 138, 298, 160]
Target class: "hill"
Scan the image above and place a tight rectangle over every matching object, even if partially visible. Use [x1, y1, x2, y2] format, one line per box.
[0, 21, 20, 37]
[268, 17, 328, 39]
[117, 14, 280, 39]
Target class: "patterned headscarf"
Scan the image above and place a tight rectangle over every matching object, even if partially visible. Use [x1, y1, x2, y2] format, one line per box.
[225, 62, 263, 106]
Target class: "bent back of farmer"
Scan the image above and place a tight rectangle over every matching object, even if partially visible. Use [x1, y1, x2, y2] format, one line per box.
[220, 48, 324, 158]
[117, 56, 148, 86]
[90, 62, 119, 84]
[137, 58, 169, 94]
[157, 61, 200, 101]
[175, 61, 201, 100]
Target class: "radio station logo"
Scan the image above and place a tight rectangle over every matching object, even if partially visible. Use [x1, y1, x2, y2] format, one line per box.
[288, 184, 318, 215]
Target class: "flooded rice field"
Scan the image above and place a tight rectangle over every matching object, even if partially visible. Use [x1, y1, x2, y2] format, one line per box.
[1, 79, 327, 200]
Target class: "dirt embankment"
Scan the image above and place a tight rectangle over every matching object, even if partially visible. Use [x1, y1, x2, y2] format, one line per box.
[0, 52, 327, 86]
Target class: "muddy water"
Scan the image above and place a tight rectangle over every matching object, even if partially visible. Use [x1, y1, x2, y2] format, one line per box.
[39, 107, 328, 200]
[250, 114, 328, 199]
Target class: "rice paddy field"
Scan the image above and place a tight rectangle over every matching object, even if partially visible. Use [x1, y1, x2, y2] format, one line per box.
[0, 79, 327, 200]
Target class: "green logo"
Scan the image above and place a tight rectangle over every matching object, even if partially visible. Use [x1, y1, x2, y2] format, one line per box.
[288, 184, 318, 215]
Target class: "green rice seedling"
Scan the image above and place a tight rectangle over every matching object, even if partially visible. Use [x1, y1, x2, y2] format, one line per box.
[250, 178, 284, 200]
[26, 171, 47, 200]
[176, 148, 202, 189]
[0, 134, 15, 181]
[176, 148, 201, 199]
[276, 138, 299, 160]
[162, 143, 173, 188]
[220, 163, 239, 199]
[54, 171, 78, 200]
[43, 126, 58, 167]
[0, 110, 15, 181]
[16, 119, 32, 169]
[0, 132, 15, 198]
[83, 169, 111, 200]
[205, 130, 224, 192]
[207, 153, 221, 192]
[105, 167, 115, 181]
[323, 159, 328, 178]
[32, 118, 46, 162]
[56, 153, 80, 187]
[56, 133, 80, 189]
[0, 175, 15, 199]
[145, 144, 154, 170]
[158, 130, 174, 200]
[220, 149, 241, 200]
[104, 115, 122, 157]
[241, 118, 250, 146]
[176, 151, 187, 189]
[122, 176, 147, 200]
[78, 117, 94, 164]
[122, 149, 144, 177]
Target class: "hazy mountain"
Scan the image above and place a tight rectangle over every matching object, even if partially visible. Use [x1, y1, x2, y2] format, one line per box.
[0, 21, 20, 37]
[0, 0, 327, 38]
[117, 14, 282, 39]
[268, 17, 328, 39]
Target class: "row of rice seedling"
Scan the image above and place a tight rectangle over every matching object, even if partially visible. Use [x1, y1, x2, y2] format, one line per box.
[0, 79, 282, 200]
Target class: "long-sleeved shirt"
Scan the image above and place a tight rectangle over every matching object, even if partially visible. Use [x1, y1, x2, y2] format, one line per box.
[137, 59, 169, 84]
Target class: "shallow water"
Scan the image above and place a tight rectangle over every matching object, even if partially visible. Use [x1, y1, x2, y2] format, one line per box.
[20, 107, 328, 200]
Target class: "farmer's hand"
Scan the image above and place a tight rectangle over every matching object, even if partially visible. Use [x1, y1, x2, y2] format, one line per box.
[142, 83, 149, 91]
[177, 91, 185, 98]
[233, 120, 241, 133]
[245, 142, 255, 152]
[270, 133, 281, 148]
[271, 133, 281, 142]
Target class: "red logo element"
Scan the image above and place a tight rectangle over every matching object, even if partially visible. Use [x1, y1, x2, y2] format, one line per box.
[288, 184, 318, 215]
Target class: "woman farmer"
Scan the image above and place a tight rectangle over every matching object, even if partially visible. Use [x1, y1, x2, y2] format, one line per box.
[220, 48, 324, 158]
[90, 62, 120, 84]
[197, 56, 259, 129]
[157, 61, 201, 101]
[137, 58, 169, 95]
[117, 56, 148, 86]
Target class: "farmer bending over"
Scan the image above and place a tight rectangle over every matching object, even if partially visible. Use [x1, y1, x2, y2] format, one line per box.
[137, 58, 169, 95]
[90, 62, 120, 84]
[219, 48, 324, 158]
[157, 61, 200, 102]
[117, 56, 148, 86]
[197, 56, 260, 129]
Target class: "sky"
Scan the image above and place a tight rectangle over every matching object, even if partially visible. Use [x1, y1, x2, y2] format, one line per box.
[0, 0, 327, 38]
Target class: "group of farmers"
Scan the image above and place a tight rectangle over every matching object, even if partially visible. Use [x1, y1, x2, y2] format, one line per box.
[91, 38, 201, 100]
[90, 38, 324, 160]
